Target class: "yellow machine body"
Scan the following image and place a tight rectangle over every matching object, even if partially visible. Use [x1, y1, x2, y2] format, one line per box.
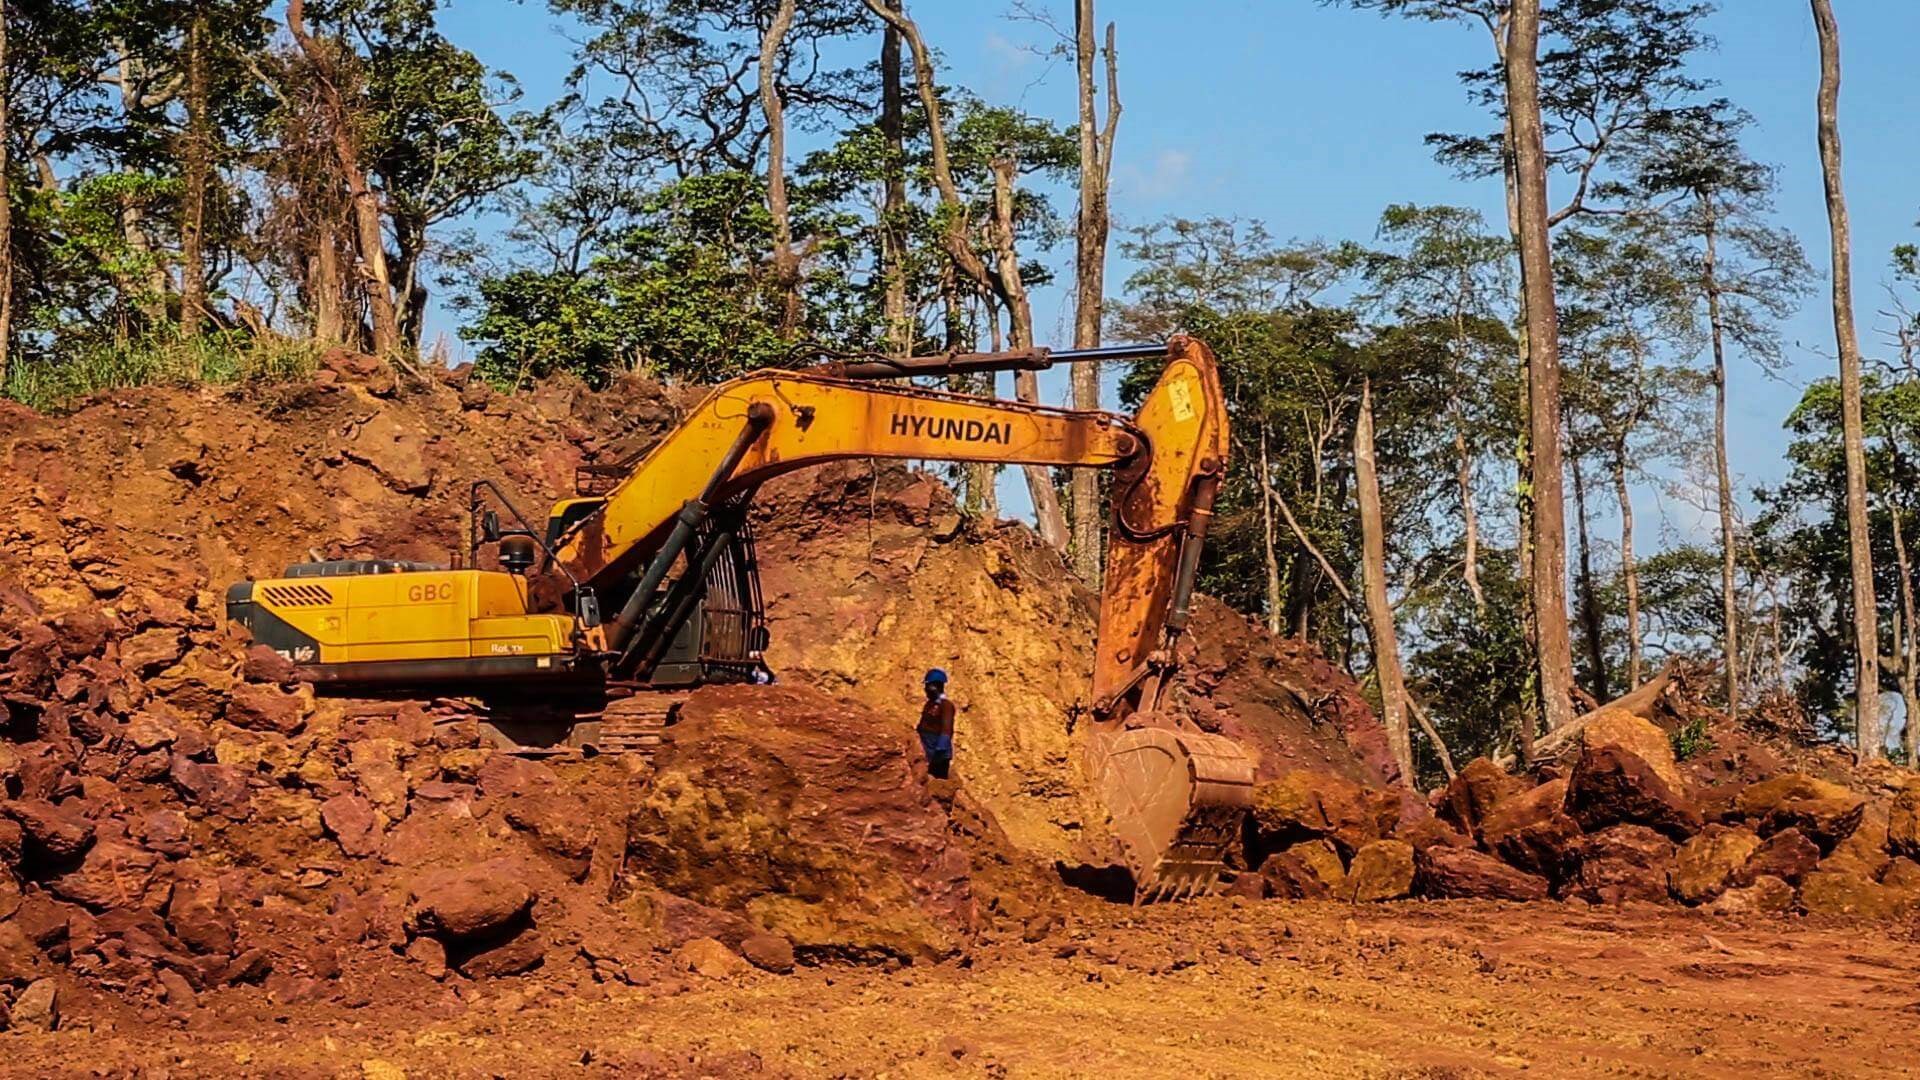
[233, 567, 576, 682]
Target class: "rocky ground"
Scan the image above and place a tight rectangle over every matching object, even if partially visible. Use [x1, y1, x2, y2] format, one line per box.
[8, 898, 1920, 1078]
[5, 355, 1920, 1077]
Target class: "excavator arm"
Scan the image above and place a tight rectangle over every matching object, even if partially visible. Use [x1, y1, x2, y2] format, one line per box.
[551, 337, 1223, 719]
[545, 336, 1253, 897]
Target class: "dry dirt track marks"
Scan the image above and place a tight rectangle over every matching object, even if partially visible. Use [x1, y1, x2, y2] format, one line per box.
[6, 900, 1920, 1078]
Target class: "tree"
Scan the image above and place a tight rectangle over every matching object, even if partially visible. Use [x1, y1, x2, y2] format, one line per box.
[1634, 107, 1810, 718]
[1359, 204, 1514, 615]
[1355, 375, 1415, 780]
[756, 0, 800, 337]
[1810, 0, 1880, 759]
[863, 0, 1069, 551]
[1, 0, 12, 388]
[1555, 223, 1704, 688]
[1068, 0, 1119, 585]
[1506, 0, 1575, 736]
[286, 0, 400, 354]
[177, 0, 210, 334]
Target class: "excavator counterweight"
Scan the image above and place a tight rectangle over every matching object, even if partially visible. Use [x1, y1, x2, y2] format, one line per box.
[226, 336, 1255, 900]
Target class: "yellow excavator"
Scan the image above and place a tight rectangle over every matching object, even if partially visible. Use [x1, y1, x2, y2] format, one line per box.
[226, 335, 1254, 899]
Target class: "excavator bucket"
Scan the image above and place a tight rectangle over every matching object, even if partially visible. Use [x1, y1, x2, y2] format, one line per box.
[1092, 726, 1256, 902]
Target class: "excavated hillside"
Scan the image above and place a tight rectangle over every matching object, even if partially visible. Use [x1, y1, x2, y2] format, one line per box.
[0, 354, 1395, 1031]
[8, 354, 1920, 1076]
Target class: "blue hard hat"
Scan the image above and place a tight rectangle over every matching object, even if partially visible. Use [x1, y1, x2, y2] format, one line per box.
[924, 668, 948, 685]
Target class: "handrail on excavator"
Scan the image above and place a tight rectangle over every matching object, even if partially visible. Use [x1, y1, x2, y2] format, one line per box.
[815, 343, 1173, 381]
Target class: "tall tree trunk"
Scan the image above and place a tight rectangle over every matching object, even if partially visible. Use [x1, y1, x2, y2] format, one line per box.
[1355, 378, 1415, 783]
[1702, 202, 1740, 719]
[759, 0, 801, 338]
[310, 215, 345, 344]
[1894, 507, 1920, 764]
[991, 157, 1069, 551]
[1454, 425, 1486, 614]
[1068, 4, 1119, 585]
[287, 0, 399, 357]
[1612, 446, 1643, 688]
[0, 0, 12, 390]
[1811, 0, 1882, 759]
[878, 0, 909, 355]
[948, 268, 995, 517]
[178, 2, 211, 335]
[1571, 451, 1609, 701]
[868, 0, 1060, 548]
[1259, 428, 1284, 635]
[114, 51, 169, 329]
[1505, 0, 1576, 733]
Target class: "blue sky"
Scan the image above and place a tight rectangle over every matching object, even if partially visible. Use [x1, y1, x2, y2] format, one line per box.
[436, 1, 1920, 540]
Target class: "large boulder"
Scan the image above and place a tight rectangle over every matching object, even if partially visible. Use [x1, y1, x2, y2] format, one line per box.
[1580, 707, 1684, 791]
[627, 685, 973, 960]
[1736, 828, 1821, 887]
[1670, 825, 1763, 905]
[1706, 875, 1796, 916]
[1890, 789, 1920, 860]
[1479, 779, 1580, 882]
[1343, 840, 1414, 902]
[1258, 839, 1347, 899]
[2, 799, 96, 860]
[1250, 770, 1394, 856]
[1565, 744, 1701, 840]
[1567, 825, 1673, 905]
[1801, 870, 1914, 919]
[1436, 758, 1523, 838]
[1414, 845, 1549, 902]
[406, 861, 535, 940]
[1735, 774, 1866, 851]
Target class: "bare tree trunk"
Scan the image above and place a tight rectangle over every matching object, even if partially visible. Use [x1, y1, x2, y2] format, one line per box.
[1571, 452, 1609, 701]
[991, 157, 1069, 551]
[1356, 378, 1415, 783]
[759, 0, 801, 338]
[310, 215, 345, 344]
[178, 2, 211, 335]
[1811, 0, 1882, 760]
[0, 0, 12, 389]
[1068, 5, 1119, 585]
[1259, 428, 1284, 634]
[878, 0, 909, 355]
[1612, 446, 1643, 687]
[1892, 507, 1920, 763]
[1702, 204, 1740, 719]
[113, 51, 169, 329]
[951, 271, 995, 517]
[1454, 426, 1486, 613]
[1506, 0, 1576, 733]
[288, 0, 399, 357]
[869, 0, 1063, 550]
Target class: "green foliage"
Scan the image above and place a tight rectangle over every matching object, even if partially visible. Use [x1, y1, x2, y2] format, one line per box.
[1670, 716, 1715, 761]
[3, 332, 319, 411]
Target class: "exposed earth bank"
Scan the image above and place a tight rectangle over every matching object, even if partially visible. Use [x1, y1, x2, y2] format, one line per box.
[4, 356, 1920, 1076]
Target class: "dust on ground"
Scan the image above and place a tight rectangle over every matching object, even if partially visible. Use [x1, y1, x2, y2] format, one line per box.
[8, 897, 1918, 1078]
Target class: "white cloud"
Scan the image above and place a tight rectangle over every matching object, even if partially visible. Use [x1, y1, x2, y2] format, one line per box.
[1114, 148, 1193, 201]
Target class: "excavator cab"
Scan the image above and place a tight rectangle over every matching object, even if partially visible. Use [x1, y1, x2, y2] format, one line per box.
[227, 336, 1254, 899]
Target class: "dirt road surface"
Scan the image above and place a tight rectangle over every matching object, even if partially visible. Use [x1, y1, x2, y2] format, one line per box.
[8, 898, 1918, 1078]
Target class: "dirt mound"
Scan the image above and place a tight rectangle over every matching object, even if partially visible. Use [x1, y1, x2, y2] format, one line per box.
[1, 357, 1388, 1027]
[754, 462, 1400, 864]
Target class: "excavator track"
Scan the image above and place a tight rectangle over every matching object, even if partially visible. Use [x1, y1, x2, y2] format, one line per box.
[1092, 726, 1257, 902]
[585, 694, 684, 757]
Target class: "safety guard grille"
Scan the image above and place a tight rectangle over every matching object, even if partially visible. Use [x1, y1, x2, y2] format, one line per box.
[262, 584, 336, 607]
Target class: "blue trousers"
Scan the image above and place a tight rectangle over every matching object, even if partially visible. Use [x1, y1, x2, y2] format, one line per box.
[919, 732, 953, 779]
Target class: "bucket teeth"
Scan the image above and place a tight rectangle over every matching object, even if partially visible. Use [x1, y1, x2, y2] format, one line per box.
[1092, 727, 1256, 903]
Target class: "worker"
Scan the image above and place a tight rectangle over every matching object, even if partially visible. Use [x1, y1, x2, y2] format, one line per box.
[917, 668, 956, 780]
